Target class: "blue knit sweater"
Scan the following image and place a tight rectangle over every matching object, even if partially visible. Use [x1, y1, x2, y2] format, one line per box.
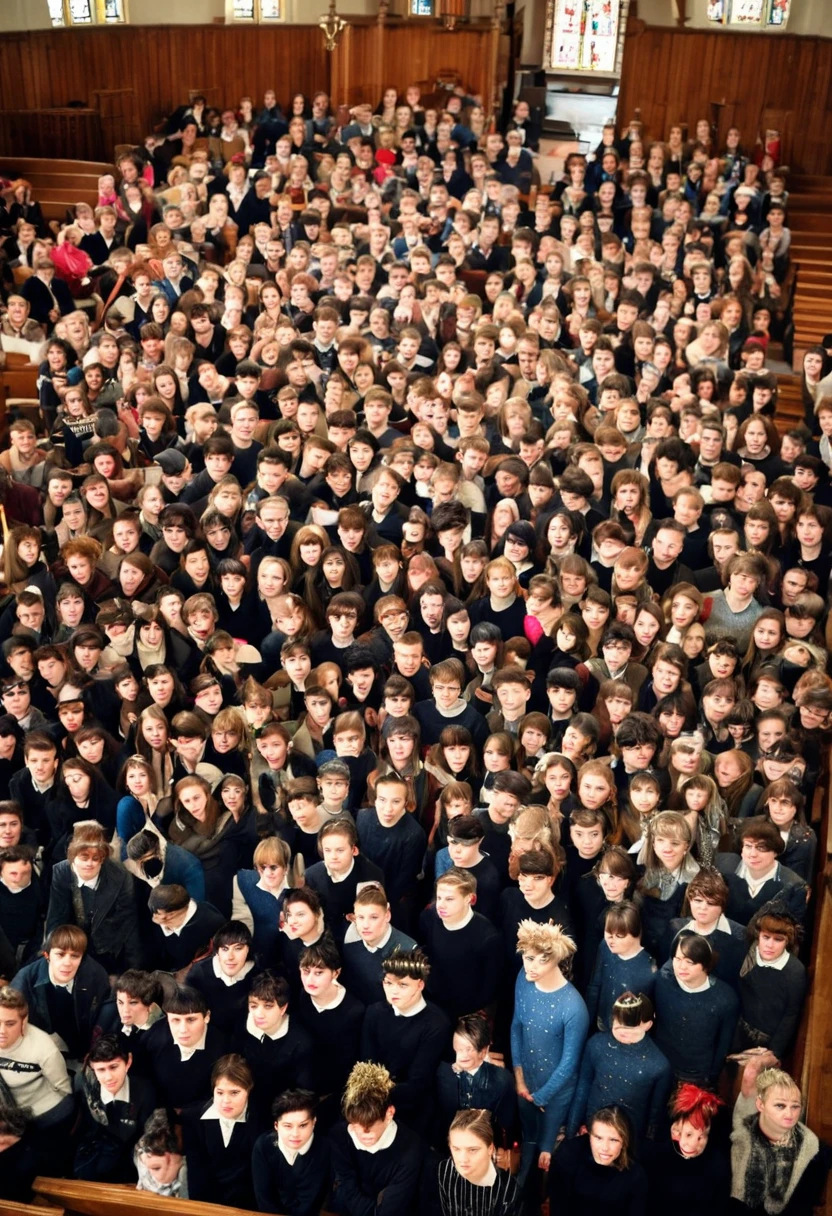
[653, 961, 739, 1084]
[585, 943, 658, 1030]
[510, 972, 588, 1150]
[568, 1031, 673, 1139]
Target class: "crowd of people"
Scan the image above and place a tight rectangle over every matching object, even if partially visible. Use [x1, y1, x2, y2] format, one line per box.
[0, 81, 828, 1216]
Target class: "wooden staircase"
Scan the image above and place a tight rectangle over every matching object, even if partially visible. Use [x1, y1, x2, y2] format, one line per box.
[785, 174, 832, 366]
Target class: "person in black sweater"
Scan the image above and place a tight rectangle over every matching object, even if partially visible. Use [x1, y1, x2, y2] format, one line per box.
[735, 908, 807, 1063]
[356, 774, 426, 934]
[474, 771, 532, 880]
[644, 1083, 730, 1216]
[296, 937, 365, 1115]
[500, 847, 573, 974]
[231, 971, 315, 1125]
[653, 931, 739, 1087]
[182, 1052, 260, 1209]
[146, 884, 226, 975]
[549, 1104, 648, 1216]
[0, 845, 45, 970]
[303, 818, 385, 944]
[92, 969, 165, 1078]
[361, 947, 451, 1137]
[442, 813, 502, 924]
[72, 1034, 157, 1182]
[418, 868, 502, 1022]
[413, 658, 490, 749]
[329, 1060, 428, 1216]
[665, 869, 747, 988]
[143, 985, 228, 1112]
[185, 920, 260, 1035]
[252, 1088, 332, 1216]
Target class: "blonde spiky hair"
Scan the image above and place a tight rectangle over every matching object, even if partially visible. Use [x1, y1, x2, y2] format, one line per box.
[342, 1062, 395, 1125]
[516, 919, 577, 965]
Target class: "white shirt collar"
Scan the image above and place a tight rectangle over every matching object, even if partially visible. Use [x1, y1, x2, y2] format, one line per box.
[212, 956, 255, 987]
[443, 907, 474, 932]
[177, 1026, 208, 1061]
[311, 982, 346, 1013]
[256, 876, 288, 899]
[736, 860, 779, 897]
[100, 1078, 130, 1105]
[278, 1131, 315, 1166]
[686, 913, 733, 936]
[470, 1161, 497, 1188]
[348, 1119, 398, 1154]
[161, 900, 198, 936]
[329, 860, 355, 884]
[31, 775, 54, 794]
[677, 977, 711, 994]
[73, 864, 100, 891]
[0, 877, 31, 893]
[49, 975, 74, 993]
[393, 996, 426, 1018]
[201, 1101, 248, 1147]
[755, 947, 790, 970]
[364, 925, 392, 953]
[246, 1010, 289, 1041]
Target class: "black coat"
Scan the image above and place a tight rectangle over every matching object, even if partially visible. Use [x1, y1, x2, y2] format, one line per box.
[21, 275, 74, 325]
[183, 1100, 261, 1208]
[45, 858, 142, 971]
[12, 953, 111, 1055]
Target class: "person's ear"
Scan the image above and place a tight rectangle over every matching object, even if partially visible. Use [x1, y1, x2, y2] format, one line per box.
[203, 1011, 210, 1023]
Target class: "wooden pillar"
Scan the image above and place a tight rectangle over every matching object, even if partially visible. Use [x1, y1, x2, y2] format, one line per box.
[329, 22, 353, 105]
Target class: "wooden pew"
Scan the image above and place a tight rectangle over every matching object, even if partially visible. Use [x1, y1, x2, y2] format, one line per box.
[2, 1203, 63, 1216]
[34, 1177, 260, 1216]
[0, 156, 116, 224]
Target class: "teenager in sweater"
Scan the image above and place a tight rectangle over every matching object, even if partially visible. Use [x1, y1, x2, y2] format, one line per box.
[296, 936, 365, 1119]
[146, 883, 226, 976]
[143, 984, 228, 1112]
[252, 1088, 332, 1216]
[654, 930, 739, 1087]
[72, 1033, 156, 1182]
[0, 845, 45, 970]
[549, 1104, 649, 1216]
[730, 1058, 830, 1216]
[329, 1060, 427, 1216]
[644, 1084, 730, 1216]
[735, 908, 807, 1063]
[637, 811, 701, 960]
[304, 817, 385, 944]
[356, 773, 426, 934]
[510, 920, 589, 1184]
[569, 990, 673, 1142]
[500, 846, 573, 974]
[0, 983, 72, 1129]
[93, 969, 165, 1075]
[666, 869, 747, 987]
[361, 946, 451, 1137]
[717, 818, 809, 927]
[229, 835, 292, 967]
[413, 657, 490, 750]
[341, 883, 417, 1006]
[418, 867, 502, 1022]
[585, 902, 657, 1032]
[232, 970, 314, 1124]
[185, 920, 260, 1035]
[182, 1052, 260, 1208]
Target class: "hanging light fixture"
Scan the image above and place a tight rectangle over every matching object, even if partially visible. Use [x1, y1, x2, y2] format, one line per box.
[319, 0, 347, 50]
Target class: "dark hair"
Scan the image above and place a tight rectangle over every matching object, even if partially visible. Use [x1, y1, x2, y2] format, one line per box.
[454, 1012, 492, 1053]
[163, 985, 209, 1016]
[272, 1088, 318, 1121]
[249, 971, 290, 1007]
[671, 929, 715, 975]
[213, 921, 252, 952]
[299, 936, 341, 972]
[88, 1033, 130, 1064]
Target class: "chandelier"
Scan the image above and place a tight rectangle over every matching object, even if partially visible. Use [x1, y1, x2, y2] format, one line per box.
[319, 0, 347, 50]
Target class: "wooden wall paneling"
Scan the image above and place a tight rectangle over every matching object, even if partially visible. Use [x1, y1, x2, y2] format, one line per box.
[618, 25, 832, 176]
[0, 23, 496, 153]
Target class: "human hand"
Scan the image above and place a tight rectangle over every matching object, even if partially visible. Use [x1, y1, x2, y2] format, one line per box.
[538, 1152, 551, 1170]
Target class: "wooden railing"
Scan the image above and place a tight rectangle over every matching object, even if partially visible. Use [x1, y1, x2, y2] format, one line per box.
[34, 1177, 257, 1216]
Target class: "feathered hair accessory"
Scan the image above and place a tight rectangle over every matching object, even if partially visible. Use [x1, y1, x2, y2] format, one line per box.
[670, 1083, 724, 1131]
